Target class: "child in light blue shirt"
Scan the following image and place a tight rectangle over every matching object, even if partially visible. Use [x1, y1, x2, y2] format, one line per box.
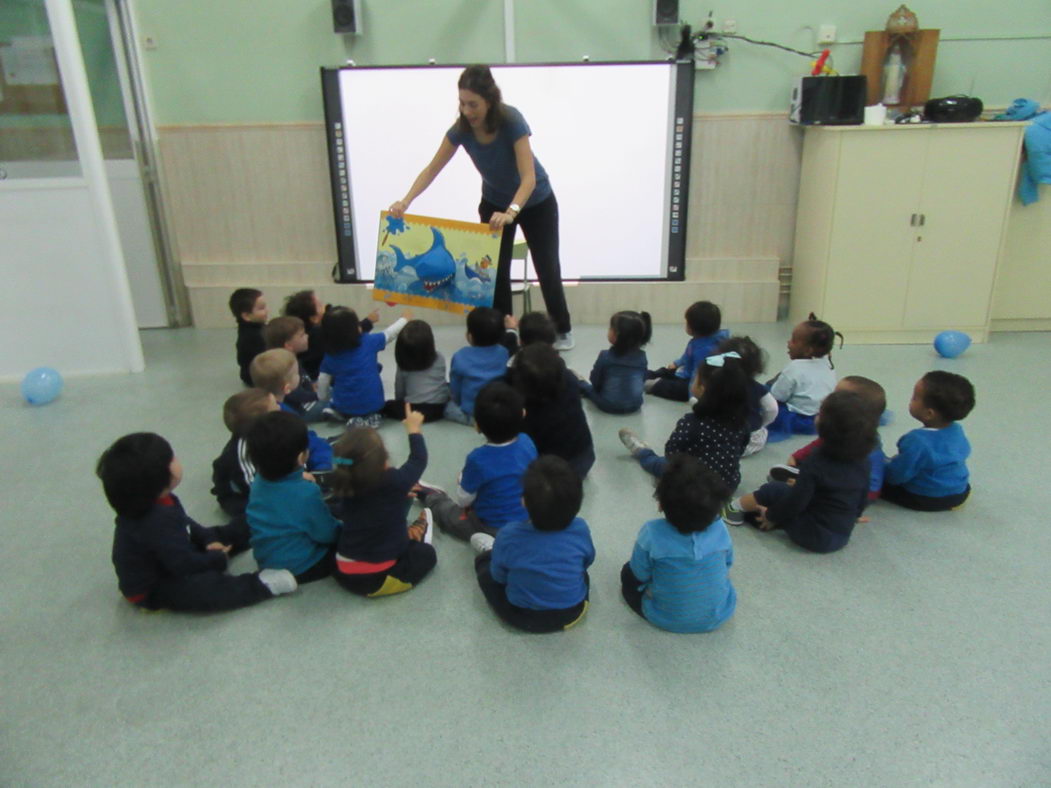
[445, 306, 510, 424]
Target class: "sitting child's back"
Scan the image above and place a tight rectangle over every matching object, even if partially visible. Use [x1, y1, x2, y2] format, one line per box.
[447, 307, 509, 423]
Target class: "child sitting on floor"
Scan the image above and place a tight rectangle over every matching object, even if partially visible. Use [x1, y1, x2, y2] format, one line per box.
[646, 300, 729, 402]
[263, 315, 326, 423]
[381, 319, 450, 423]
[578, 310, 651, 414]
[211, 388, 278, 518]
[250, 349, 332, 471]
[882, 371, 974, 511]
[715, 335, 778, 456]
[621, 455, 736, 633]
[230, 287, 268, 386]
[283, 290, 378, 380]
[99, 432, 296, 612]
[766, 313, 841, 439]
[445, 306, 510, 425]
[471, 455, 595, 634]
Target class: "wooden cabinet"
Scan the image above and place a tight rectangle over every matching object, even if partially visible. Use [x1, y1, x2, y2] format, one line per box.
[789, 123, 1025, 343]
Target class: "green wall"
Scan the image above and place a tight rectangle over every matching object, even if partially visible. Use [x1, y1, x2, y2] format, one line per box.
[128, 0, 1051, 124]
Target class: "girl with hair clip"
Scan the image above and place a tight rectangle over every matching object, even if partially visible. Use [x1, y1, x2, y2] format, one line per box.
[577, 310, 652, 414]
[620, 351, 751, 490]
[381, 319, 450, 423]
[331, 405, 437, 598]
[715, 335, 778, 456]
[766, 313, 843, 440]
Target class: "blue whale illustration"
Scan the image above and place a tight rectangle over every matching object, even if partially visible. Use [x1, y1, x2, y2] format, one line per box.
[390, 227, 457, 293]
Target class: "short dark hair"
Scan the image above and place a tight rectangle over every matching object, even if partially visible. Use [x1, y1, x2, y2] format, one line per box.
[96, 432, 174, 518]
[473, 381, 525, 443]
[466, 306, 504, 347]
[394, 320, 438, 372]
[331, 426, 389, 497]
[522, 456, 583, 531]
[839, 375, 887, 419]
[685, 301, 721, 337]
[920, 371, 975, 422]
[245, 411, 309, 481]
[263, 316, 305, 350]
[223, 388, 275, 436]
[655, 454, 731, 534]
[716, 335, 765, 378]
[511, 343, 564, 404]
[283, 290, 319, 324]
[518, 312, 556, 346]
[693, 355, 749, 429]
[456, 65, 507, 135]
[322, 306, 362, 353]
[817, 390, 878, 462]
[229, 288, 262, 320]
[610, 310, 652, 355]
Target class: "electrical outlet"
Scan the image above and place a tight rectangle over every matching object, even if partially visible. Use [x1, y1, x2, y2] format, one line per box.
[722, 19, 737, 34]
[817, 24, 836, 44]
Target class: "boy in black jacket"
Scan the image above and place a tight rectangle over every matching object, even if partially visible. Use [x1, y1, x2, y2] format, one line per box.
[230, 288, 268, 386]
[211, 388, 278, 518]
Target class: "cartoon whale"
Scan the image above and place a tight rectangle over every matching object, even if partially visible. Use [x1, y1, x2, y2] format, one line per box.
[390, 227, 457, 293]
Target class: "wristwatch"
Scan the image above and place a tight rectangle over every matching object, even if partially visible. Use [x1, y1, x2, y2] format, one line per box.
[507, 203, 521, 216]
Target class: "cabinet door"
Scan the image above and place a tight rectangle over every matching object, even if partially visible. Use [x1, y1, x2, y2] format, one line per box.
[904, 127, 1020, 329]
[822, 132, 927, 330]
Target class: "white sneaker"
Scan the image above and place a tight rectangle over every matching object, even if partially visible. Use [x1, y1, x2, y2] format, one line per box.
[618, 427, 650, 457]
[470, 532, 495, 554]
[553, 331, 575, 351]
[743, 427, 768, 457]
[258, 568, 298, 596]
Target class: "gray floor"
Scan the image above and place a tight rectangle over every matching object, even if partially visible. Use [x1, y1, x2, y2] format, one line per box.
[2, 320, 1049, 786]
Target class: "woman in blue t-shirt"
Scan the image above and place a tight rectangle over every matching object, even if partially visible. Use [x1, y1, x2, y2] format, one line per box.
[389, 64, 574, 350]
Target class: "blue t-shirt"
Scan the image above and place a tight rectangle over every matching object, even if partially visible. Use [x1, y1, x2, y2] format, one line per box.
[675, 329, 731, 381]
[490, 516, 595, 610]
[884, 423, 970, 497]
[460, 434, 538, 528]
[449, 344, 509, 417]
[320, 333, 388, 416]
[629, 517, 736, 633]
[446, 105, 552, 209]
[247, 470, 341, 576]
[278, 402, 332, 471]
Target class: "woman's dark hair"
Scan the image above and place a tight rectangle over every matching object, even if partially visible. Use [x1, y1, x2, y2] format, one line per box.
[283, 289, 319, 324]
[511, 343, 564, 404]
[518, 312, 556, 346]
[228, 288, 262, 320]
[817, 390, 878, 462]
[920, 371, 975, 422]
[692, 356, 749, 429]
[685, 301, 721, 337]
[394, 320, 437, 372]
[456, 65, 506, 135]
[332, 426, 389, 497]
[245, 411, 309, 481]
[466, 306, 504, 347]
[522, 456, 583, 532]
[802, 312, 844, 367]
[322, 306, 362, 353]
[655, 455, 731, 534]
[474, 381, 525, 444]
[609, 310, 652, 356]
[96, 433, 174, 518]
[716, 335, 765, 378]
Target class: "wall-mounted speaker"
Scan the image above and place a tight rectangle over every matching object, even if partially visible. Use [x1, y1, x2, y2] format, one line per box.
[333, 0, 362, 34]
[654, 0, 679, 26]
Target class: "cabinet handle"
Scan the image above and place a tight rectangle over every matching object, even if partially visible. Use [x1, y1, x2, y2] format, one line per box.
[910, 214, 918, 226]
[919, 214, 926, 226]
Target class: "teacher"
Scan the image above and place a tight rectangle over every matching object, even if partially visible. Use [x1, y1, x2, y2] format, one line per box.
[389, 65, 574, 350]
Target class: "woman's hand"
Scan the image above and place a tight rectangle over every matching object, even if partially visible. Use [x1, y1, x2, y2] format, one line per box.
[488, 211, 516, 231]
[389, 200, 409, 218]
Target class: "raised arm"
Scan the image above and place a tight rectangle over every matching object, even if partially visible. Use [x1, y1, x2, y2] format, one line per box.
[390, 137, 458, 217]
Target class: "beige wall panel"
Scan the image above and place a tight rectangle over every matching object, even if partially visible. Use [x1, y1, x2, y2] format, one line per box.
[993, 191, 1051, 322]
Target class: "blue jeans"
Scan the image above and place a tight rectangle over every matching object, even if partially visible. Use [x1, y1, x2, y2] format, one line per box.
[635, 448, 667, 478]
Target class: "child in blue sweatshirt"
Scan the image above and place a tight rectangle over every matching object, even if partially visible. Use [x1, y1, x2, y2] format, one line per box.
[882, 371, 974, 511]
[646, 300, 729, 402]
[250, 349, 332, 471]
[445, 307, 510, 424]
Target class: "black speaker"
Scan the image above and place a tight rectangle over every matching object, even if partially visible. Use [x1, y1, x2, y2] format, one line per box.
[654, 0, 678, 25]
[332, 0, 361, 34]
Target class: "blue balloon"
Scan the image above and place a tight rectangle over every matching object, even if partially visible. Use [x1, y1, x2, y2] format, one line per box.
[933, 330, 971, 359]
[21, 367, 64, 405]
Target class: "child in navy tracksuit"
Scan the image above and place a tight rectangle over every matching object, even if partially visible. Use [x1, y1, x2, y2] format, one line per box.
[646, 300, 729, 402]
[578, 310, 652, 414]
[230, 288, 268, 386]
[882, 371, 974, 511]
[100, 432, 296, 612]
[445, 307, 510, 424]
[472, 455, 595, 633]
[211, 388, 278, 518]
[250, 349, 332, 471]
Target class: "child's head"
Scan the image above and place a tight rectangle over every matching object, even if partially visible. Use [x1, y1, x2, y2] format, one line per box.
[817, 390, 878, 462]
[245, 411, 309, 481]
[518, 311, 557, 347]
[466, 306, 504, 347]
[322, 306, 362, 353]
[96, 432, 180, 518]
[222, 388, 279, 436]
[263, 316, 308, 353]
[394, 319, 438, 372]
[229, 288, 267, 324]
[522, 455, 583, 531]
[684, 300, 721, 338]
[655, 454, 731, 534]
[691, 352, 749, 428]
[787, 313, 843, 361]
[836, 375, 887, 422]
[511, 343, 564, 403]
[608, 310, 652, 355]
[910, 371, 975, 426]
[716, 335, 765, 378]
[331, 426, 389, 497]
[473, 381, 525, 443]
[284, 289, 324, 327]
[249, 349, 299, 400]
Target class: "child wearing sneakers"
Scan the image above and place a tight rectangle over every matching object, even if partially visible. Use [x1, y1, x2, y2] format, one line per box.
[99, 432, 296, 612]
[445, 306, 511, 424]
[249, 349, 332, 471]
[331, 405, 437, 598]
[471, 456, 595, 633]
[230, 288, 268, 386]
[420, 382, 538, 541]
[621, 455, 736, 633]
[646, 300, 729, 402]
[245, 412, 341, 583]
[211, 388, 279, 518]
[263, 315, 326, 423]
[882, 371, 974, 511]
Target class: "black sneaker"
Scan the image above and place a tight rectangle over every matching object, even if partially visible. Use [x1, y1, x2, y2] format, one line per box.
[721, 502, 745, 526]
[768, 464, 800, 484]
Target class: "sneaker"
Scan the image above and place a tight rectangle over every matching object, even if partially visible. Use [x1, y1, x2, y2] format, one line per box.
[347, 413, 383, 430]
[742, 427, 768, 457]
[618, 427, 650, 457]
[412, 480, 445, 501]
[408, 508, 434, 545]
[470, 532, 495, 554]
[767, 464, 800, 484]
[553, 331, 575, 351]
[643, 379, 658, 394]
[721, 501, 745, 527]
[321, 407, 345, 423]
[258, 568, 298, 596]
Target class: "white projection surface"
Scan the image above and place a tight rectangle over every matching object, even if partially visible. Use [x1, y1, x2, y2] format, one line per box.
[337, 63, 676, 280]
